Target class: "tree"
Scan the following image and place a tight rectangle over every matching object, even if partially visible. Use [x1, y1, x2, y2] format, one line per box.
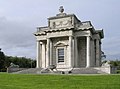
[0, 48, 5, 71]
[0, 48, 36, 72]
[5, 56, 36, 68]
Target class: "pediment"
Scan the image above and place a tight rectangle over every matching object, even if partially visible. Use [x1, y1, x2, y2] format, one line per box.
[54, 41, 68, 47]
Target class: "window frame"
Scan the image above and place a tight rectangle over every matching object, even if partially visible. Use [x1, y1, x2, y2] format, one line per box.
[56, 47, 65, 64]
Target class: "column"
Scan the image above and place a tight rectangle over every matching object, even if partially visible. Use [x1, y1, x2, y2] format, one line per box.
[40, 42, 42, 67]
[96, 39, 100, 66]
[74, 37, 78, 67]
[46, 38, 50, 67]
[90, 39, 95, 67]
[36, 41, 40, 68]
[99, 41, 102, 66]
[50, 39, 52, 65]
[72, 37, 75, 67]
[42, 42, 46, 68]
[69, 36, 72, 67]
[86, 36, 90, 67]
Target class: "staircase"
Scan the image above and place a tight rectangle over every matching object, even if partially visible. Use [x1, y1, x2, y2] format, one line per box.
[13, 68, 43, 74]
[13, 67, 108, 74]
[71, 68, 107, 74]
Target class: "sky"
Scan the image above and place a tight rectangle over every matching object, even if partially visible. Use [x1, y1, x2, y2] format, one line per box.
[0, 0, 120, 60]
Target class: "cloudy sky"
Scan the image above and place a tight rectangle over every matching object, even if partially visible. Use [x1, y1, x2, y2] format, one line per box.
[0, 0, 120, 60]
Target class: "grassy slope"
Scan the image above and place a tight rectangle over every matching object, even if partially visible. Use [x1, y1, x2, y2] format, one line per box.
[0, 73, 120, 89]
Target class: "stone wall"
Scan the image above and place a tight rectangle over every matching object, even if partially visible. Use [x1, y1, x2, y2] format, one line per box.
[94, 66, 117, 74]
[7, 67, 28, 73]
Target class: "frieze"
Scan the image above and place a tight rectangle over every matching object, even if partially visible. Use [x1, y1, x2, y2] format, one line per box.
[51, 19, 72, 29]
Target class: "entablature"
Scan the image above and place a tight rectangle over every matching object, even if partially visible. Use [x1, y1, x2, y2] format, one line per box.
[34, 27, 74, 36]
[74, 30, 92, 37]
[34, 6, 104, 41]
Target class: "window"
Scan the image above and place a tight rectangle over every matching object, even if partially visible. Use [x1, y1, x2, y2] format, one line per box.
[58, 48, 64, 63]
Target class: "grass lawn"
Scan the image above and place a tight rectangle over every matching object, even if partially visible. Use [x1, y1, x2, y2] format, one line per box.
[0, 73, 120, 89]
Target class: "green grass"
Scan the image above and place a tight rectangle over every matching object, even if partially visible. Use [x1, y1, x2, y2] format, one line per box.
[0, 73, 120, 89]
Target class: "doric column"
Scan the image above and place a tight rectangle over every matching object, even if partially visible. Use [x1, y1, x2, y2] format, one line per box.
[42, 42, 46, 68]
[69, 36, 72, 67]
[99, 41, 102, 65]
[72, 37, 75, 67]
[40, 42, 42, 67]
[86, 36, 91, 67]
[46, 38, 50, 67]
[36, 41, 40, 68]
[74, 37, 78, 67]
[96, 39, 100, 66]
[50, 39, 52, 65]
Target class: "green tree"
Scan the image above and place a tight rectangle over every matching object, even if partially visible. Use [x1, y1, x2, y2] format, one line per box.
[0, 48, 5, 71]
[5, 56, 36, 68]
[0, 48, 36, 72]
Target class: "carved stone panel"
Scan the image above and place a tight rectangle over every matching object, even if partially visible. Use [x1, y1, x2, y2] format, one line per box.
[49, 17, 72, 29]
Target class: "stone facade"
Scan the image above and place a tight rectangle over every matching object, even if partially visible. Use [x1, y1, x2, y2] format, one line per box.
[34, 6, 104, 71]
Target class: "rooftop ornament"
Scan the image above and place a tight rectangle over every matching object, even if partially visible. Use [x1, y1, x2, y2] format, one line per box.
[57, 6, 66, 16]
[59, 6, 64, 13]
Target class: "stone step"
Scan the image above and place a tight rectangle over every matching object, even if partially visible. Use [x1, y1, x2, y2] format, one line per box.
[13, 68, 43, 74]
[71, 68, 98, 74]
[71, 68, 107, 74]
[13, 67, 108, 74]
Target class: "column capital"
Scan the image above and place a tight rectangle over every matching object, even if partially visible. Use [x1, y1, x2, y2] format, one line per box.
[87, 36, 91, 38]
[47, 38, 51, 41]
[69, 35, 73, 37]
[69, 36, 73, 40]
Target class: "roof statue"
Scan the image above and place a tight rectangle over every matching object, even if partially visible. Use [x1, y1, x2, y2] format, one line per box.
[57, 6, 66, 16]
[59, 6, 64, 13]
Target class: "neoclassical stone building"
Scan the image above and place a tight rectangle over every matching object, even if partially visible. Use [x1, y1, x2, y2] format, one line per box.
[34, 6, 104, 70]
